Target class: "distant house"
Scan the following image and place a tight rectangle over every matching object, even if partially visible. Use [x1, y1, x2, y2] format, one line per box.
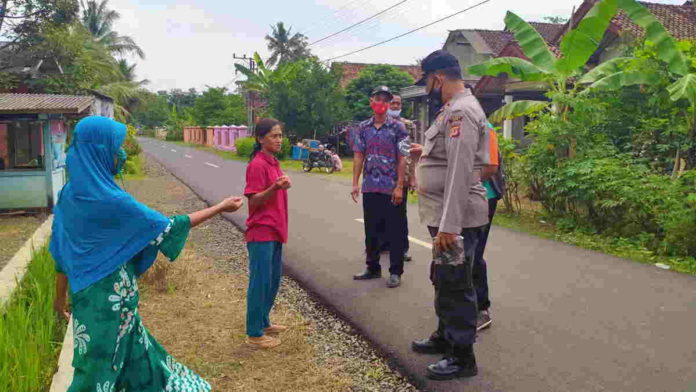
[331, 62, 421, 89]
[401, 22, 563, 142]
[474, 0, 696, 140]
[0, 93, 114, 210]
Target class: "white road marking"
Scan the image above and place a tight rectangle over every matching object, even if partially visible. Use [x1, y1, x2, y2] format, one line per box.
[204, 162, 220, 168]
[184, 154, 193, 159]
[354, 218, 432, 249]
[170, 149, 177, 152]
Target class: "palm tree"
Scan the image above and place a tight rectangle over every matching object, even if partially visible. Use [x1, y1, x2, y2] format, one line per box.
[265, 22, 310, 67]
[80, 0, 145, 59]
[117, 59, 148, 85]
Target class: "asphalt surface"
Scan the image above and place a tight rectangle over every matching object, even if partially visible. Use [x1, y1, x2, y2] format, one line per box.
[139, 138, 696, 392]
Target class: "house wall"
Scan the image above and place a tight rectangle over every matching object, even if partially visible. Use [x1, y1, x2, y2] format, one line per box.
[90, 98, 114, 118]
[0, 117, 67, 210]
[443, 32, 493, 80]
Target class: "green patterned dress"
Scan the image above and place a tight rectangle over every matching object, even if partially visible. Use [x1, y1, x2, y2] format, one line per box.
[65, 215, 211, 392]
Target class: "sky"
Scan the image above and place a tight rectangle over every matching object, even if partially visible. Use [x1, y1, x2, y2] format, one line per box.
[109, 0, 688, 92]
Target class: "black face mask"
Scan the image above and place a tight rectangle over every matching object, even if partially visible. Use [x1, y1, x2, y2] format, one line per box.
[427, 77, 443, 109]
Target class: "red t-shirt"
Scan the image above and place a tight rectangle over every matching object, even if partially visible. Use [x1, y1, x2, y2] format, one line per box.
[244, 152, 288, 243]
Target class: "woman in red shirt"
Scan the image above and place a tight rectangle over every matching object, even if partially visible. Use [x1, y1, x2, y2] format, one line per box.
[244, 118, 291, 349]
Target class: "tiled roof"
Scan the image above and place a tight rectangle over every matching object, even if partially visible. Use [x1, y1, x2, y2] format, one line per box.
[613, 1, 696, 40]
[0, 94, 94, 114]
[474, 30, 515, 56]
[467, 22, 563, 57]
[332, 62, 420, 89]
[529, 22, 566, 43]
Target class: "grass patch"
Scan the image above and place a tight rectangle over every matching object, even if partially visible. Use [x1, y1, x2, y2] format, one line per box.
[494, 206, 696, 275]
[0, 246, 67, 392]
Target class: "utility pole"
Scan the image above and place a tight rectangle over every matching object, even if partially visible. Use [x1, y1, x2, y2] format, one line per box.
[233, 53, 256, 132]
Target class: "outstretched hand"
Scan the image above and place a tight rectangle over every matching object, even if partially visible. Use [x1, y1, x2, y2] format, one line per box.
[219, 196, 244, 213]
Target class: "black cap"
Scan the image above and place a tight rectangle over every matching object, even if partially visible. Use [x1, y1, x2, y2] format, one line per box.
[370, 85, 394, 100]
[415, 50, 462, 86]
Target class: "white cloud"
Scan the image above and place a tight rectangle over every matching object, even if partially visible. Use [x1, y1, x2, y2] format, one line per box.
[109, 0, 688, 91]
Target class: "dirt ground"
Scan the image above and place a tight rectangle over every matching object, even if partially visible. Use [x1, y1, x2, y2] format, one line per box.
[127, 155, 417, 392]
[0, 213, 46, 270]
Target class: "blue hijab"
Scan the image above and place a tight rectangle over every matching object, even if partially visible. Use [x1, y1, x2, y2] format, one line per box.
[49, 116, 170, 293]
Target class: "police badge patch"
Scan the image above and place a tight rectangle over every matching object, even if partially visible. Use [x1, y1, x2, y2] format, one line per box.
[448, 115, 463, 137]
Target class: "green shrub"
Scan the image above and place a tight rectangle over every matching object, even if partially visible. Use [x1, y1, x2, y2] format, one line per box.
[235, 137, 291, 160]
[165, 128, 183, 141]
[278, 138, 291, 160]
[235, 137, 256, 158]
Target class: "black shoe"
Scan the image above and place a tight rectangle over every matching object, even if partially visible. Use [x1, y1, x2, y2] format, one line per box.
[411, 336, 447, 354]
[476, 310, 492, 331]
[426, 356, 478, 380]
[386, 274, 401, 288]
[353, 270, 381, 280]
[404, 253, 412, 262]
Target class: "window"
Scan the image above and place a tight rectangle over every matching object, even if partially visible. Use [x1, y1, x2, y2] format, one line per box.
[0, 121, 44, 170]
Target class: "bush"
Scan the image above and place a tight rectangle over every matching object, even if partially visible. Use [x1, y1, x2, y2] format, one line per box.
[235, 136, 291, 160]
[235, 137, 256, 158]
[165, 128, 183, 141]
[278, 138, 291, 160]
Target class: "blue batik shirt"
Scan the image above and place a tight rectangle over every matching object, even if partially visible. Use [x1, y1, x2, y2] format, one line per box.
[353, 116, 409, 195]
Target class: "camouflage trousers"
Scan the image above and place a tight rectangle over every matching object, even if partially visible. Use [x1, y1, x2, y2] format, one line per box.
[427, 227, 482, 348]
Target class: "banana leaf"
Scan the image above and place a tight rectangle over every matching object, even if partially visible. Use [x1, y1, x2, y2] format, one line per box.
[556, 0, 618, 76]
[578, 57, 637, 84]
[489, 100, 550, 123]
[582, 70, 661, 94]
[468, 57, 549, 81]
[616, 0, 689, 76]
[667, 74, 696, 106]
[505, 12, 557, 74]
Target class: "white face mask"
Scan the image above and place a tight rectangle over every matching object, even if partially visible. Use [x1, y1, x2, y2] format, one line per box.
[388, 109, 402, 118]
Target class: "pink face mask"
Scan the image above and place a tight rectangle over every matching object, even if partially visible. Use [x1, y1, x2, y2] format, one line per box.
[370, 101, 389, 115]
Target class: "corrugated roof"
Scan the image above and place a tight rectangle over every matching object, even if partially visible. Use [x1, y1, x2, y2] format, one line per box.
[0, 94, 94, 114]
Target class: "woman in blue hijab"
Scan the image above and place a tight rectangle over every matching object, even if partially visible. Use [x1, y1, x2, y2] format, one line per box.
[50, 116, 242, 391]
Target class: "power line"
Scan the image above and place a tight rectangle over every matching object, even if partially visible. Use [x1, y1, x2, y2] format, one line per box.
[323, 0, 493, 63]
[311, 0, 417, 49]
[309, 0, 408, 46]
[300, 0, 371, 36]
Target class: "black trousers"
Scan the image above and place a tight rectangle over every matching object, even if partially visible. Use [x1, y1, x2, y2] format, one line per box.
[473, 198, 499, 311]
[377, 187, 410, 254]
[428, 226, 482, 348]
[363, 192, 407, 276]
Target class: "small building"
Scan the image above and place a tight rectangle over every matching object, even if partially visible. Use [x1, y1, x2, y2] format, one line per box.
[0, 93, 114, 210]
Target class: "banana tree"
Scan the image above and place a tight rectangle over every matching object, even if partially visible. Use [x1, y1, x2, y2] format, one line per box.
[234, 52, 273, 94]
[234, 52, 300, 95]
[469, 0, 620, 156]
[579, 0, 695, 174]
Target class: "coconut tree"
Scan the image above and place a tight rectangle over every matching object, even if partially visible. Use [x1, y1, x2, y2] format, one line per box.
[265, 22, 310, 67]
[80, 0, 145, 59]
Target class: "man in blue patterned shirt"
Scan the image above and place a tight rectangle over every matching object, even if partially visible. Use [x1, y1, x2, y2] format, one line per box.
[351, 86, 409, 288]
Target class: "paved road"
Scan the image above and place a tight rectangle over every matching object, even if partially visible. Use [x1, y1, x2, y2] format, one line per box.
[139, 138, 696, 392]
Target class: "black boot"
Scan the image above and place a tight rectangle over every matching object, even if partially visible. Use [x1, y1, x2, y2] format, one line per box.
[426, 345, 478, 380]
[411, 332, 448, 354]
[353, 269, 381, 280]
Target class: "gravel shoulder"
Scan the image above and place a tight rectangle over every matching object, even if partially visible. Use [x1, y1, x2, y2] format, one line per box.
[127, 154, 418, 392]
